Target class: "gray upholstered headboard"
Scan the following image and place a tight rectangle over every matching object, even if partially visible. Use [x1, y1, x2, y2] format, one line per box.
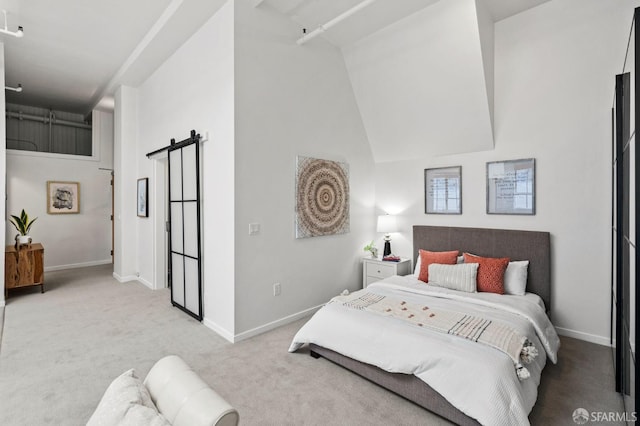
[413, 226, 551, 310]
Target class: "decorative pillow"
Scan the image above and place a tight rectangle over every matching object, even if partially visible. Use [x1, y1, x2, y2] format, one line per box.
[120, 404, 171, 426]
[418, 250, 459, 283]
[428, 263, 479, 293]
[504, 260, 529, 296]
[463, 253, 510, 294]
[87, 369, 158, 426]
[414, 254, 464, 275]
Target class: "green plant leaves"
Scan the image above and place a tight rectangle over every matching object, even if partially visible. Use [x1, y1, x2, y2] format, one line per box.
[9, 209, 37, 236]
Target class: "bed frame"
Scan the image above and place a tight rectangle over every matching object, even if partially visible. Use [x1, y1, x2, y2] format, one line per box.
[310, 225, 551, 425]
[411, 226, 551, 310]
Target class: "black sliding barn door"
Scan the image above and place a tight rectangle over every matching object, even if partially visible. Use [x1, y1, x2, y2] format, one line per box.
[612, 8, 639, 416]
[613, 71, 632, 405]
[168, 131, 203, 320]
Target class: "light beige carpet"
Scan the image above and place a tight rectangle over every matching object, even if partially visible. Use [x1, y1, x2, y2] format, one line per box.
[0, 306, 4, 348]
[0, 265, 445, 425]
[0, 264, 626, 425]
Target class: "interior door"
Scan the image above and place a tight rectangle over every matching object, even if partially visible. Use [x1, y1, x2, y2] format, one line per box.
[168, 132, 202, 320]
[612, 9, 640, 416]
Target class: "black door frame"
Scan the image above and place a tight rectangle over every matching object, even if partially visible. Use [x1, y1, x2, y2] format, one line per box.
[612, 8, 639, 415]
[159, 130, 203, 321]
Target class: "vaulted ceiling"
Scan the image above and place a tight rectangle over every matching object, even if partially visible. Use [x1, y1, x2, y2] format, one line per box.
[0, 0, 227, 115]
[261, 0, 552, 47]
[0, 0, 551, 126]
[262, 0, 552, 161]
[341, 0, 497, 161]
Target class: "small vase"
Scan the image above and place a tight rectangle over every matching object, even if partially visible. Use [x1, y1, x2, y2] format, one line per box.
[370, 248, 378, 258]
[16, 235, 32, 245]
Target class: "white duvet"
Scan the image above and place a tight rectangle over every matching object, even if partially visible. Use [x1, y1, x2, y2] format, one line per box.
[289, 275, 560, 426]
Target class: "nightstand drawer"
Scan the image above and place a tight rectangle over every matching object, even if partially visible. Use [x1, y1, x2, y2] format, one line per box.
[365, 262, 396, 279]
[362, 257, 412, 288]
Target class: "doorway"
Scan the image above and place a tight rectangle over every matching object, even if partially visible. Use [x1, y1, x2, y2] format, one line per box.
[153, 157, 169, 290]
[149, 131, 203, 321]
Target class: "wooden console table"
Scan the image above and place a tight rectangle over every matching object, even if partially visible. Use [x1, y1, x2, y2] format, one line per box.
[5, 243, 44, 297]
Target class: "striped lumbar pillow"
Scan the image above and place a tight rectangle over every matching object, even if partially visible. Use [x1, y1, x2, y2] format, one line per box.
[427, 263, 479, 293]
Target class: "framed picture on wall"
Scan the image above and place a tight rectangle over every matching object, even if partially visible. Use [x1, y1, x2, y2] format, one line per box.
[424, 166, 462, 214]
[137, 178, 149, 218]
[486, 158, 535, 215]
[295, 156, 350, 238]
[47, 181, 80, 214]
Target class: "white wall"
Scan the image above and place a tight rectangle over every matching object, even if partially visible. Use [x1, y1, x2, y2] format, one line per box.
[475, 0, 494, 132]
[233, 1, 375, 336]
[5, 109, 113, 270]
[0, 43, 6, 306]
[117, 0, 636, 346]
[134, 0, 236, 334]
[374, 0, 638, 345]
[342, 0, 494, 162]
[113, 87, 139, 282]
[126, 0, 375, 340]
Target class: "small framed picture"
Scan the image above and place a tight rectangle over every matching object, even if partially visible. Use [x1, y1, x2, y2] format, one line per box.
[486, 158, 535, 215]
[47, 181, 80, 214]
[425, 166, 462, 214]
[137, 178, 149, 218]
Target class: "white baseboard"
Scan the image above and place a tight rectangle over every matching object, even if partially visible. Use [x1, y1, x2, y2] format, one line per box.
[45, 259, 112, 272]
[202, 319, 235, 343]
[137, 276, 154, 290]
[0, 299, 5, 307]
[202, 304, 323, 344]
[111, 272, 158, 290]
[556, 326, 611, 347]
[234, 304, 323, 342]
[112, 272, 139, 283]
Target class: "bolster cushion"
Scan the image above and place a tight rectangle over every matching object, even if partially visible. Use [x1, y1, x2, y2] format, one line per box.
[144, 355, 239, 426]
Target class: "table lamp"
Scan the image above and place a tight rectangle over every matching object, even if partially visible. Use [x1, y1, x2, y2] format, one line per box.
[377, 214, 398, 256]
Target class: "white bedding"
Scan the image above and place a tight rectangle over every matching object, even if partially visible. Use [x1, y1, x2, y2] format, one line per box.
[289, 275, 560, 426]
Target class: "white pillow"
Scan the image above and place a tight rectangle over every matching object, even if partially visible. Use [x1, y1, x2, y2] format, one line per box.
[427, 263, 479, 293]
[413, 253, 421, 275]
[414, 254, 464, 275]
[87, 369, 159, 426]
[120, 404, 171, 426]
[504, 260, 529, 295]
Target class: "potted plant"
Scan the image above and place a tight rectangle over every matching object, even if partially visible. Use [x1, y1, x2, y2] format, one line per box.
[363, 240, 378, 258]
[9, 209, 37, 245]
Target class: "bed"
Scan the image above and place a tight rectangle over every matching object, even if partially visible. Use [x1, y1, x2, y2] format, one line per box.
[289, 226, 559, 425]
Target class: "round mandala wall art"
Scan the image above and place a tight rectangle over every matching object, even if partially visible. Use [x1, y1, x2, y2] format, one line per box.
[295, 156, 350, 238]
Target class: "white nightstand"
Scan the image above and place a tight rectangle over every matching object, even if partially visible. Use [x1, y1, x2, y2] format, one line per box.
[362, 257, 412, 288]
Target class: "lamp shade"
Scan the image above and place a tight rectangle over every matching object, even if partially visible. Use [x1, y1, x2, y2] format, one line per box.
[376, 215, 398, 233]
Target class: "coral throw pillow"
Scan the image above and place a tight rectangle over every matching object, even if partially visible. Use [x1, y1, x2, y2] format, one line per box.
[463, 253, 510, 294]
[418, 250, 459, 283]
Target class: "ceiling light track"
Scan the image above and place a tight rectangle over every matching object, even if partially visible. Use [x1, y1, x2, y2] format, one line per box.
[5, 83, 22, 92]
[0, 10, 23, 38]
[296, 0, 378, 45]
